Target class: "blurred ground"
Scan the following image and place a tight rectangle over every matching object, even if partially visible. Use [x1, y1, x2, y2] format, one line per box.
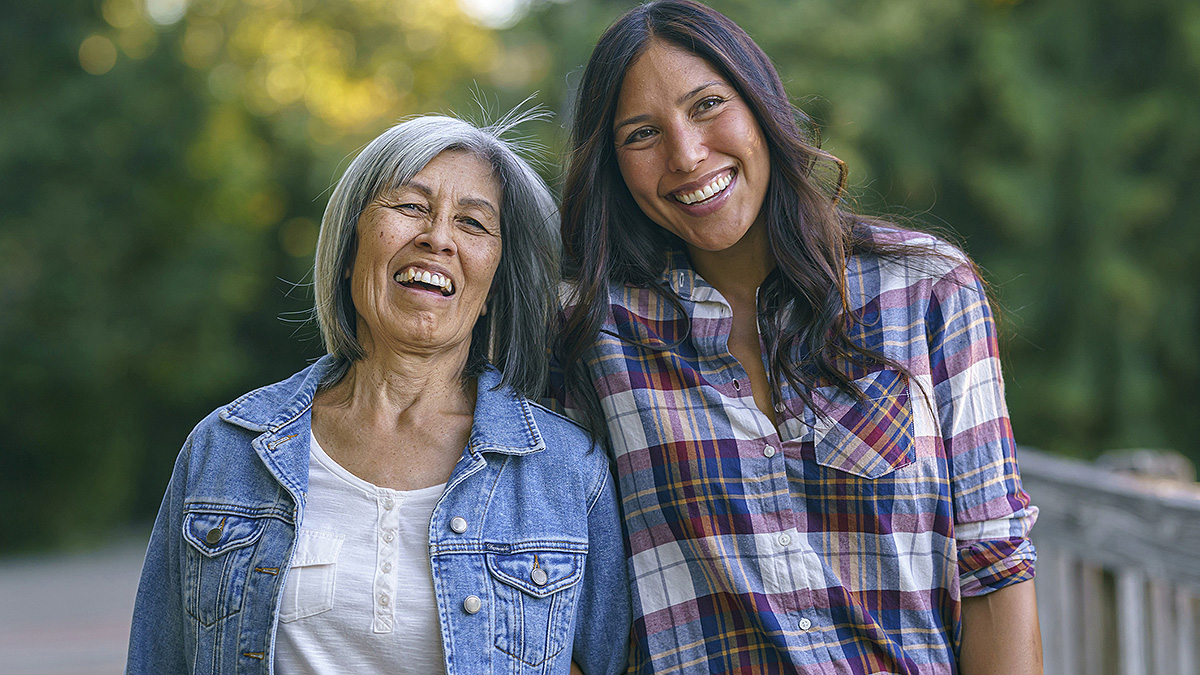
[0, 535, 146, 675]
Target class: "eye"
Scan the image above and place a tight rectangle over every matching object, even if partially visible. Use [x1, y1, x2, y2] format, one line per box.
[458, 215, 495, 233]
[621, 126, 658, 146]
[694, 96, 724, 115]
[392, 202, 426, 215]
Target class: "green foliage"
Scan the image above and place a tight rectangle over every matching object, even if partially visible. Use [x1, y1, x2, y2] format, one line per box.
[1, 0, 1196, 552]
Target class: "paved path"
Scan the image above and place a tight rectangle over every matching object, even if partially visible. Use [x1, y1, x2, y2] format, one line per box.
[0, 536, 147, 675]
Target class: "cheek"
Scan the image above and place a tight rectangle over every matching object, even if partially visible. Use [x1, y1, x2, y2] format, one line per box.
[617, 155, 656, 201]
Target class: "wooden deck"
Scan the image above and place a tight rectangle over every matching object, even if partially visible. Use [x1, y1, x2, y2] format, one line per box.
[1022, 447, 1200, 675]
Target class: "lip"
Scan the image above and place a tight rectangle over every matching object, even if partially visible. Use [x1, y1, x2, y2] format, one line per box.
[666, 168, 737, 217]
[393, 261, 456, 297]
[665, 168, 735, 199]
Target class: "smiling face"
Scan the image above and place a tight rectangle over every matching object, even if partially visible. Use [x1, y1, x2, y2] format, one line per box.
[349, 149, 502, 360]
[613, 39, 772, 269]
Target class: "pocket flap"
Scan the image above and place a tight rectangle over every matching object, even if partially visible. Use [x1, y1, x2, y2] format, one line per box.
[182, 510, 267, 558]
[290, 529, 343, 567]
[486, 550, 585, 598]
[811, 369, 915, 479]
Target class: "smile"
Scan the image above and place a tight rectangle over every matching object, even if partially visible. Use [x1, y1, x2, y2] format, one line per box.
[394, 266, 454, 296]
[672, 171, 734, 205]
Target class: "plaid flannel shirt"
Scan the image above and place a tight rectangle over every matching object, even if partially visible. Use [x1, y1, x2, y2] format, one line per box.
[556, 228, 1037, 674]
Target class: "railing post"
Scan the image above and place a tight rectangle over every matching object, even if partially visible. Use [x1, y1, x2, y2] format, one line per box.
[1117, 569, 1147, 675]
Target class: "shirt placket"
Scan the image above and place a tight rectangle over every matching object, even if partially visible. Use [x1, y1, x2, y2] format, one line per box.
[692, 289, 839, 671]
[373, 489, 401, 633]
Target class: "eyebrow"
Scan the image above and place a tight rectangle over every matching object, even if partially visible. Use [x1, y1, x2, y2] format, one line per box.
[405, 181, 497, 216]
[613, 81, 724, 131]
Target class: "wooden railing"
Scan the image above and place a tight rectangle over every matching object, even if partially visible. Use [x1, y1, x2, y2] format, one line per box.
[1020, 447, 1200, 675]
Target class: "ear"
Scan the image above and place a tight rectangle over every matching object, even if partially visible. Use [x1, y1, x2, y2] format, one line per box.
[479, 297, 489, 317]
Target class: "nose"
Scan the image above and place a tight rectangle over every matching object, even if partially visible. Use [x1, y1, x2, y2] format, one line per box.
[665, 123, 707, 174]
[415, 212, 457, 255]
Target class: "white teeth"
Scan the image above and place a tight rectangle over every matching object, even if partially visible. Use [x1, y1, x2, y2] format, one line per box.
[674, 172, 732, 205]
[394, 267, 453, 294]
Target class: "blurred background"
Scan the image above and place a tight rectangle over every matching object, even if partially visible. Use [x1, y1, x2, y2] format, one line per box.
[1, 0, 1197, 671]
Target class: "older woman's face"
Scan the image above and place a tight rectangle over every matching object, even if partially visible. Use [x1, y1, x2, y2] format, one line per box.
[613, 40, 771, 260]
[349, 149, 502, 358]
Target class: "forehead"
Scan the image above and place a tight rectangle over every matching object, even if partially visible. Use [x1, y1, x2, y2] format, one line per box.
[375, 148, 501, 203]
[616, 40, 728, 117]
[411, 149, 500, 195]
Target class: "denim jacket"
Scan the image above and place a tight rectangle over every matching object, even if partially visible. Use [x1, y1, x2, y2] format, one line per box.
[127, 356, 631, 674]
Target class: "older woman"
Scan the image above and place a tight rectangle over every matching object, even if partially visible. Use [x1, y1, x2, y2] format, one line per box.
[127, 115, 630, 675]
[555, 1, 1041, 673]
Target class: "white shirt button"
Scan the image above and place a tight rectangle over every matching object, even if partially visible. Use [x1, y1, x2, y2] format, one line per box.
[798, 617, 812, 630]
[379, 594, 389, 607]
[774, 402, 785, 413]
[463, 595, 482, 614]
[778, 533, 792, 547]
[382, 530, 394, 543]
[450, 517, 468, 534]
[381, 561, 392, 573]
[382, 497, 394, 510]
[763, 445, 776, 458]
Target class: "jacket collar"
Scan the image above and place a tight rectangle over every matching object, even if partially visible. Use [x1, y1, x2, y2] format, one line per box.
[220, 355, 543, 456]
[467, 366, 545, 456]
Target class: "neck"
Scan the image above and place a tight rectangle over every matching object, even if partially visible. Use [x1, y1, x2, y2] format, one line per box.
[686, 220, 774, 306]
[320, 347, 476, 427]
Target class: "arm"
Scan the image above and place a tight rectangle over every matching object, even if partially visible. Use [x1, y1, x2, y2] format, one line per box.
[125, 438, 191, 674]
[571, 461, 632, 675]
[924, 263, 1040, 668]
[960, 580, 1042, 674]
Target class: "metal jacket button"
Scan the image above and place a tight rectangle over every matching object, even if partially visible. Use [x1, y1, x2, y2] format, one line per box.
[463, 595, 482, 614]
[531, 567, 549, 586]
[449, 517, 467, 534]
[205, 527, 222, 545]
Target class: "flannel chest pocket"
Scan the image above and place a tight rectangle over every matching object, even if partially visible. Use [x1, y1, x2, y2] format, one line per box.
[809, 369, 915, 479]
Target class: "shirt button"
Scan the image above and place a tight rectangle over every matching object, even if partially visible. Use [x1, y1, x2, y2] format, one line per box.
[381, 561, 392, 573]
[382, 497, 394, 510]
[778, 533, 792, 547]
[382, 531, 395, 543]
[774, 402, 786, 413]
[799, 617, 812, 630]
[463, 595, 482, 614]
[379, 594, 389, 607]
[763, 445, 776, 458]
[450, 517, 468, 534]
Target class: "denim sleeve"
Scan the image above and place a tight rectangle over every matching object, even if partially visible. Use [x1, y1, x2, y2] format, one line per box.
[572, 458, 632, 675]
[126, 436, 191, 674]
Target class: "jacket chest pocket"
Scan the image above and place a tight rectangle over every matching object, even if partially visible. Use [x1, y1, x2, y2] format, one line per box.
[806, 369, 916, 479]
[182, 509, 268, 627]
[488, 548, 586, 667]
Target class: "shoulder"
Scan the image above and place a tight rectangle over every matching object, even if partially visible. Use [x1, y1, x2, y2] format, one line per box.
[525, 398, 610, 485]
[188, 359, 328, 447]
[526, 399, 595, 449]
[847, 224, 983, 305]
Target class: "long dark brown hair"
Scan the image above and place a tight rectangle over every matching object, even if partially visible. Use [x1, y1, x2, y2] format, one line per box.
[558, 0, 955, 440]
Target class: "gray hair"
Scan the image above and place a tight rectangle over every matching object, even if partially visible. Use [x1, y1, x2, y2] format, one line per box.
[314, 113, 559, 399]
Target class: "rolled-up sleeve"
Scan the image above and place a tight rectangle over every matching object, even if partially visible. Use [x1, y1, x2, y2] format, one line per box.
[927, 262, 1038, 597]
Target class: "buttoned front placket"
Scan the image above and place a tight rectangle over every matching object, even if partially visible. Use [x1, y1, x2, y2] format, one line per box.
[672, 264, 841, 671]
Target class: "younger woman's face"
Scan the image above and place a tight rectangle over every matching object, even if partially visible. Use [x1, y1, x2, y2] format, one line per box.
[613, 39, 771, 261]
